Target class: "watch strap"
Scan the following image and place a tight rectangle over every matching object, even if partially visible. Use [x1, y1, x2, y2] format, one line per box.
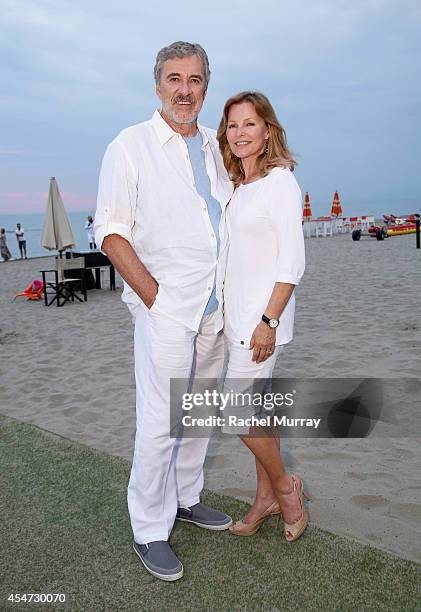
[262, 314, 279, 328]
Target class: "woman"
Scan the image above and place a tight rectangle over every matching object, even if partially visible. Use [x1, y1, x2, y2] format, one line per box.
[85, 215, 97, 250]
[0, 228, 12, 262]
[217, 92, 308, 542]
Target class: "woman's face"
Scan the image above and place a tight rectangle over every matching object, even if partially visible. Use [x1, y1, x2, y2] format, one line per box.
[226, 101, 269, 161]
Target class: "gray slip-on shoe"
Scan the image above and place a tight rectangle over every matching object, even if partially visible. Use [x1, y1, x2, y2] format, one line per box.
[132, 540, 183, 581]
[176, 502, 232, 530]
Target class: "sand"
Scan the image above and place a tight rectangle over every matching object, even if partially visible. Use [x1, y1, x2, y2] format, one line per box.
[1, 233, 420, 563]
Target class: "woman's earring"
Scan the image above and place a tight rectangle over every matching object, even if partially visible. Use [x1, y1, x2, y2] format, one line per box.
[265, 139, 269, 155]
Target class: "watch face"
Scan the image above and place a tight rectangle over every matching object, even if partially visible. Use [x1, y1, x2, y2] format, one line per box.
[269, 319, 279, 328]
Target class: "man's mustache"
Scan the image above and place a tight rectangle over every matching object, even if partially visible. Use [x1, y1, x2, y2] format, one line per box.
[173, 95, 195, 104]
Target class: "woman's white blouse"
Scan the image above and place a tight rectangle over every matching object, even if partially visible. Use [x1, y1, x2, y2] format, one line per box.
[223, 166, 305, 346]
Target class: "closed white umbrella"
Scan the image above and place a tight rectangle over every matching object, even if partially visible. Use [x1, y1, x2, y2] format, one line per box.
[41, 177, 75, 253]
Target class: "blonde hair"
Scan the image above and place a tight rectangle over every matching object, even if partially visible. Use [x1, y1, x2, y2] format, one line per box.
[217, 91, 296, 188]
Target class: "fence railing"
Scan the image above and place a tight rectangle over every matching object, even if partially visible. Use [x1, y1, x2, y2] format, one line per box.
[303, 216, 376, 238]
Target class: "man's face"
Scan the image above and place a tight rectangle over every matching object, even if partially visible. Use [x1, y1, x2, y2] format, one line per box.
[156, 55, 207, 126]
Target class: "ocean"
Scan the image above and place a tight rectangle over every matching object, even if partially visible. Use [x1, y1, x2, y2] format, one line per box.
[0, 212, 95, 259]
[0, 208, 415, 261]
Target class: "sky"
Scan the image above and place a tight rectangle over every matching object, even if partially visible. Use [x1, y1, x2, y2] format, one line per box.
[0, 0, 420, 217]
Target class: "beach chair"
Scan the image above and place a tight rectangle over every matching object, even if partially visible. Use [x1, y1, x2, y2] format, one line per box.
[14, 279, 45, 301]
[40, 257, 87, 307]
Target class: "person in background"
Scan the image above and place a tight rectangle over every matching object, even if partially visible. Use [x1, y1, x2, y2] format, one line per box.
[15, 223, 27, 259]
[85, 215, 97, 250]
[0, 228, 12, 262]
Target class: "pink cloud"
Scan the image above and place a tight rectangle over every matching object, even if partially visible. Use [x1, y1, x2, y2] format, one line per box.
[61, 191, 96, 210]
[0, 192, 29, 200]
[0, 190, 96, 214]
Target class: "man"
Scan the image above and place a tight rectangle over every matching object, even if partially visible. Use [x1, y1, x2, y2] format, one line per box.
[16, 223, 27, 259]
[84, 215, 96, 250]
[95, 41, 233, 582]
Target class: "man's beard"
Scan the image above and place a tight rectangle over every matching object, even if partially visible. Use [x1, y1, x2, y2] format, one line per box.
[163, 95, 199, 124]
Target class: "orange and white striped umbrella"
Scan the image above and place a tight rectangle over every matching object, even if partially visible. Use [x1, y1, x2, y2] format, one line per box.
[303, 192, 312, 220]
[336, 191, 343, 216]
[331, 190, 342, 217]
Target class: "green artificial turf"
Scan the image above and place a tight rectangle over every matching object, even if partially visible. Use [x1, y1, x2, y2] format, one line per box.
[0, 414, 420, 612]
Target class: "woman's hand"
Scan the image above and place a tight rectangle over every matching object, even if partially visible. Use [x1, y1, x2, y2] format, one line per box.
[249, 321, 276, 363]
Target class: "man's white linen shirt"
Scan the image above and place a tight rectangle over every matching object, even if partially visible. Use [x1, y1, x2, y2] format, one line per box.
[95, 110, 233, 332]
[224, 167, 305, 346]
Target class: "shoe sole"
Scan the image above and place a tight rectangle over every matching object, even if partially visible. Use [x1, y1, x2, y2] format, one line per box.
[132, 542, 183, 582]
[228, 527, 260, 536]
[176, 516, 233, 530]
[228, 511, 281, 536]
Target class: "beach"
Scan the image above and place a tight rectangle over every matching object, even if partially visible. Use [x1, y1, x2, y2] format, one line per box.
[0, 211, 97, 260]
[1, 233, 420, 563]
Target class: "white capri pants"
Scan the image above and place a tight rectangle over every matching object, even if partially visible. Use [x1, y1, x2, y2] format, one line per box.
[127, 305, 225, 545]
[222, 341, 282, 434]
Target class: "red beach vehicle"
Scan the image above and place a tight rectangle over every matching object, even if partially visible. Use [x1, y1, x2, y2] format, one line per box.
[352, 213, 419, 241]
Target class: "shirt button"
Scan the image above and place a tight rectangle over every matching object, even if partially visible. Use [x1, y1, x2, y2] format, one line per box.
[207, 286, 211, 291]
[240, 341, 245, 345]
[211, 233, 214, 238]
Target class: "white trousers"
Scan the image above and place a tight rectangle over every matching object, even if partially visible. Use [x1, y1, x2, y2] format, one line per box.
[128, 306, 225, 545]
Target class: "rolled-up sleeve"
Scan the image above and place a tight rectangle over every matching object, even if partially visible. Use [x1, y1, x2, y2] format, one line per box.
[270, 171, 305, 285]
[94, 140, 137, 251]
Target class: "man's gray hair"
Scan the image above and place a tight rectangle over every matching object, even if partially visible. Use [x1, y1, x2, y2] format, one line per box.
[154, 41, 211, 88]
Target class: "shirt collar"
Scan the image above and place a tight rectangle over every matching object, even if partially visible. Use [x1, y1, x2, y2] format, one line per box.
[151, 109, 209, 148]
